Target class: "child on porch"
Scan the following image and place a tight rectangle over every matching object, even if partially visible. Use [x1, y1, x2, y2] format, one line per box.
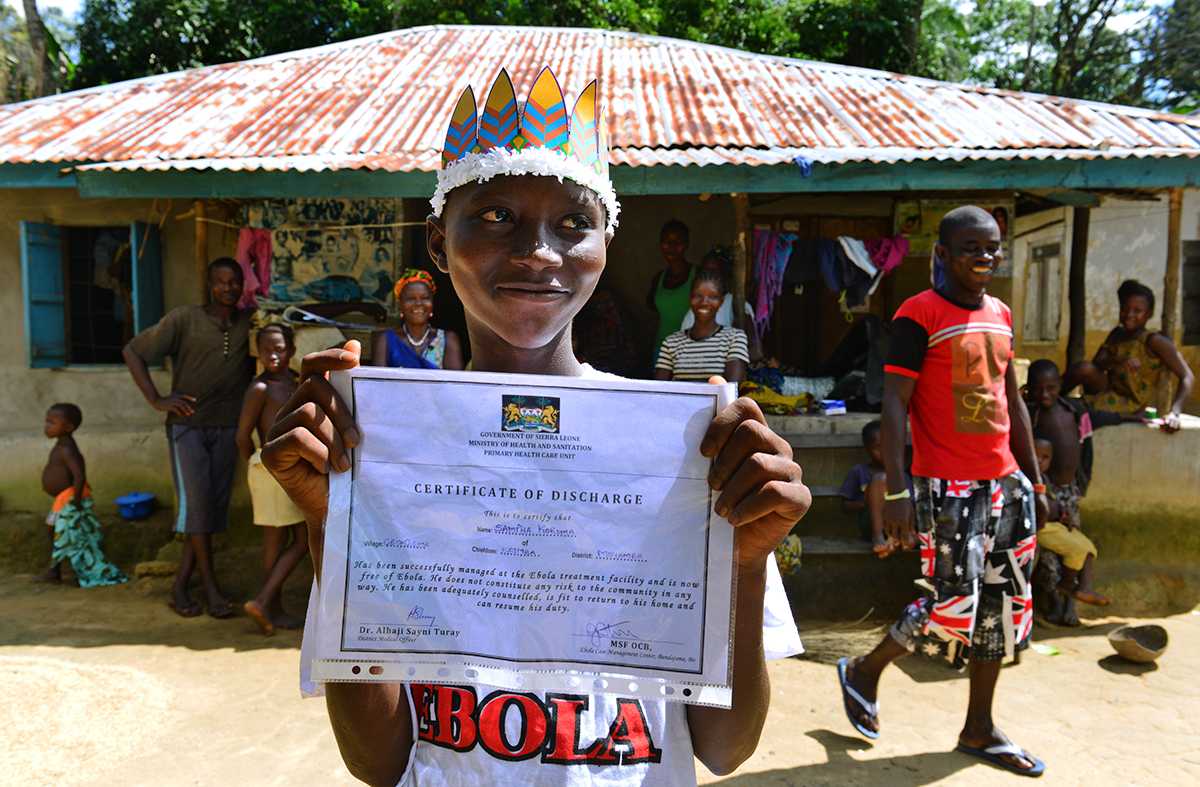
[839, 420, 914, 557]
[1027, 359, 1112, 607]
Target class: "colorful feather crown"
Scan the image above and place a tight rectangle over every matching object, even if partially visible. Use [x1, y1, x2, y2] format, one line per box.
[430, 67, 619, 231]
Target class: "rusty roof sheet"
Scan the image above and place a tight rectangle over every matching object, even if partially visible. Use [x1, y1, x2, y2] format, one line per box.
[3, 25, 1199, 172]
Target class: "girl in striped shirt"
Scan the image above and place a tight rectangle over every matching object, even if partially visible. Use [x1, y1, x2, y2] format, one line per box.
[655, 269, 749, 383]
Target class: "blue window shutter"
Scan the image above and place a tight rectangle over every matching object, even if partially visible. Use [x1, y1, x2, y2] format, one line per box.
[20, 221, 66, 368]
[131, 222, 164, 334]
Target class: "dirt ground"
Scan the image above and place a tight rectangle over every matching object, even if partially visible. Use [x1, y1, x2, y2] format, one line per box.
[2, 573, 1198, 787]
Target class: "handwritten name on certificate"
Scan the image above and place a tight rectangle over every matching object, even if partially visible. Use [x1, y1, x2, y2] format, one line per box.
[311, 367, 736, 706]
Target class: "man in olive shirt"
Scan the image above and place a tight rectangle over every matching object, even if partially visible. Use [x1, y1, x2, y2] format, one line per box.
[123, 258, 253, 618]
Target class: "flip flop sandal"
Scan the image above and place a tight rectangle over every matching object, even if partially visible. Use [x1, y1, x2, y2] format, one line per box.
[837, 657, 879, 740]
[872, 539, 898, 559]
[956, 742, 1045, 778]
[167, 598, 202, 618]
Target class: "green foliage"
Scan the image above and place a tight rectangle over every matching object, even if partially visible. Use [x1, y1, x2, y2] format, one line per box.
[1140, 0, 1200, 111]
[0, 4, 37, 102]
[73, 0, 396, 88]
[62, 0, 1199, 112]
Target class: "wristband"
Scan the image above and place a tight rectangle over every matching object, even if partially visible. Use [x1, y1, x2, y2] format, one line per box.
[884, 489, 911, 501]
[1032, 483, 1047, 495]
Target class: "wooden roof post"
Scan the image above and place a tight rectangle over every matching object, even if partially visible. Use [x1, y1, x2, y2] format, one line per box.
[1163, 187, 1183, 341]
[732, 192, 750, 333]
[1067, 206, 1090, 367]
[194, 199, 209, 301]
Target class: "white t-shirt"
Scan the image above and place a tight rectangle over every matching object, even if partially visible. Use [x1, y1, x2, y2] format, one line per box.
[298, 364, 803, 786]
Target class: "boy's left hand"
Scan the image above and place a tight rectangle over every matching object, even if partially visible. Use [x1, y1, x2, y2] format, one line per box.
[701, 382, 811, 571]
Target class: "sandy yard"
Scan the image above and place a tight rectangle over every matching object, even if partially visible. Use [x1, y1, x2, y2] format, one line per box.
[2, 573, 1198, 787]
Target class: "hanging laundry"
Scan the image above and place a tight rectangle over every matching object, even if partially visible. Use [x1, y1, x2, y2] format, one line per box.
[837, 236, 878, 279]
[833, 238, 875, 308]
[235, 227, 273, 309]
[784, 238, 822, 285]
[818, 239, 843, 294]
[752, 230, 798, 339]
[864, 235, 910, 275]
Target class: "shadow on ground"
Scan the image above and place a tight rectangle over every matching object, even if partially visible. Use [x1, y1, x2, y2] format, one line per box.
[0, 562, 312, 654]
[711, 729, 972, 786]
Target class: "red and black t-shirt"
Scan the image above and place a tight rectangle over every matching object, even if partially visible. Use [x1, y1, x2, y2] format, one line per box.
[885, 289, 1018, 481]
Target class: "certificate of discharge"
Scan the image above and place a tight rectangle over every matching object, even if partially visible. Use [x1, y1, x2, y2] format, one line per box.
[311, 367, 737, 707]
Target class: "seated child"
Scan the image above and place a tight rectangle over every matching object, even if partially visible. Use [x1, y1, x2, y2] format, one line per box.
[37, 403, 127, 587]
[236, 325, 308, 635]
[839, 420, 912, 557]
[1034, 438, 1109, 606]
[1026, 360, 1112, 607]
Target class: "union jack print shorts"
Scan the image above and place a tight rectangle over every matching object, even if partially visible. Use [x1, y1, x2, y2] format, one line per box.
[889, 472, 1037, 666]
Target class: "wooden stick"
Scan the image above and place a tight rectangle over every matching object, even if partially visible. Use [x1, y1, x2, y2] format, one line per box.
[194, 199, 208, 301]
[1067, 206, 1090, 367]
[732, 193, 750, 332]
[1162, 188, 1183, 341]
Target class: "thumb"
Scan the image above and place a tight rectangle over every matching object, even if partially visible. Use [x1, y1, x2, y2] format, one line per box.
[707, 375, 727, 386]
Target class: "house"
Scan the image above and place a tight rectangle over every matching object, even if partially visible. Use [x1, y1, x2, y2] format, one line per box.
[0, 25, 1197, 529]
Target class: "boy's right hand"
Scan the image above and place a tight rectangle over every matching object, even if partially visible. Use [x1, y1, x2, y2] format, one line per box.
[154, 392, 197, 417]
[261, 340, 362, 578]
[883, 498, 915, 547]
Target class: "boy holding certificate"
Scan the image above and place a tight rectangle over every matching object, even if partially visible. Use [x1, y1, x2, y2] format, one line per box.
[263, 68, 810, 786]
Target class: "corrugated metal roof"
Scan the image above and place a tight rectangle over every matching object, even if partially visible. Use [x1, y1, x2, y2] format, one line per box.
[3, 25, 1199, 172]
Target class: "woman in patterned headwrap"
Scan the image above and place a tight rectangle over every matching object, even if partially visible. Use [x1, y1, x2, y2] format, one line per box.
[371, 268, 464, 369]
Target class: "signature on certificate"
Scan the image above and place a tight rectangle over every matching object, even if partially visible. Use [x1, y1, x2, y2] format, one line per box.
[407, 606, 436, 627]
[585, 620, 644, 648]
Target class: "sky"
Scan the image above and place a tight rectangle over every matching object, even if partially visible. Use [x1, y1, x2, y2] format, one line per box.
[8, 0, 84, 21]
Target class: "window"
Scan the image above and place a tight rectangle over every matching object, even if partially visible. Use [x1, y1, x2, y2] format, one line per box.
[1022, 241, 1062, 343]
[21, 221, 163, 367]
[1183, 240, 1200, 346]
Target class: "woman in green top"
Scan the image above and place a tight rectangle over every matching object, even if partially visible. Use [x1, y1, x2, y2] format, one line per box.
[646, 219, 695, 360]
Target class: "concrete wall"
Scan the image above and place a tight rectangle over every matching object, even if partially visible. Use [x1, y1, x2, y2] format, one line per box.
[0, 190, 244, 515]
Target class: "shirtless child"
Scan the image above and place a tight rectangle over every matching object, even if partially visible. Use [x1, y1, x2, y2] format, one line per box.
[38, 403, 126, 587]
[37, 404, 87, 582]
[1027, 360, 1113, 606]
[237, 325, 308, 634]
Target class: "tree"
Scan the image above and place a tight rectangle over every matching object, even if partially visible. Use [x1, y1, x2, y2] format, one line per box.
[1131, 0, 1200, 111]
[964, 0, 1151, 104]
[0, 4, 37, 103]
[22, 0, 51, 95]
[73, 0, 396, 88]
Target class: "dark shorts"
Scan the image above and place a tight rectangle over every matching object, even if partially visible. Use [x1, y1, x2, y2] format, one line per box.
[1047, 481, 1081, 528]
[167, 425, 238, 535]
[890, 472, 1037, 666]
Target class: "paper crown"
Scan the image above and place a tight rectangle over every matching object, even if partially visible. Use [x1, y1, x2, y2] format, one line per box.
[430, 67, 619, 231]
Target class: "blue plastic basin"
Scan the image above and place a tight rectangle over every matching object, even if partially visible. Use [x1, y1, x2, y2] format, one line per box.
[114, 492, 156, 520]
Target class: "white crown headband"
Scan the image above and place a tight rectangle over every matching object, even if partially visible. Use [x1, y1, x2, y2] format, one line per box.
[430, 67, 620, 232]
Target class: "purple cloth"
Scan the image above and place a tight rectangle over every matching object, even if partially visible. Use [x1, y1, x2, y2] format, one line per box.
[752, 230, 797, 339]
[839, 463, 913, 502]
[839, 463, 878, 502]
[235, 228, 272, 310]
[864, 236, 910, 275]
[384, 330, 437, 369]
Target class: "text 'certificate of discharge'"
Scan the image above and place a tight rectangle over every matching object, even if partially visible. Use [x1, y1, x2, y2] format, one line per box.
[311, 367, 736, 706]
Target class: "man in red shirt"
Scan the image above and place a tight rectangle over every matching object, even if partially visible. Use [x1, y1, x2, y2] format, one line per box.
[837, 206, 1049, 777]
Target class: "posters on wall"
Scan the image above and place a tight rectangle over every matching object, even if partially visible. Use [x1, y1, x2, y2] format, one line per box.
[894, 199, 1015, 277]
[247, 198, 402, 303]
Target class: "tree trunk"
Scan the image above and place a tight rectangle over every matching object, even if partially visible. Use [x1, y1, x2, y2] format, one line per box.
[22, 0, 53, 97]
[904, 0, 926, 72]
[1067, 206, 1090, 367]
